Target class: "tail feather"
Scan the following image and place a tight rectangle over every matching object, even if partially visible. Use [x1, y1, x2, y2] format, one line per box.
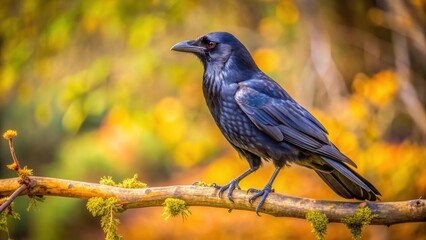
[316, 171, 353, 198]
[314, 157, 381, 201]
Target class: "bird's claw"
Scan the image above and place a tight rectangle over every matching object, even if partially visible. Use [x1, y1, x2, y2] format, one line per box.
[214, 180, 241, 202]
[247, 187, 274, 195]
[248, 186, 274, 216]
[247, 188, 260, 195]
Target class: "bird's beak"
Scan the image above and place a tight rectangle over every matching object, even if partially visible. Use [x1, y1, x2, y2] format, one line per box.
[171, 40, 205, 54]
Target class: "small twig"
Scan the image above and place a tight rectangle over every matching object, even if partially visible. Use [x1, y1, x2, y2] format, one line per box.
[2, 130, 20, 171]
[1, 130, 34, 213]
[0, 184, 28, 212]
[8, 138, 20, 171]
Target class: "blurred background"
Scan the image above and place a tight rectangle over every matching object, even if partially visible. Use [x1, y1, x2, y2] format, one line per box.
[0, 0, 425, 239]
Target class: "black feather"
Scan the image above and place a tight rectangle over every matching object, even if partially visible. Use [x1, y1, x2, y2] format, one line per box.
[171, 31, 381, 205]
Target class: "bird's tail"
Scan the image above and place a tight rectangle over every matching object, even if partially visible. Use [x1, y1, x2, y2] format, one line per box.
[314, 157, 381, 201]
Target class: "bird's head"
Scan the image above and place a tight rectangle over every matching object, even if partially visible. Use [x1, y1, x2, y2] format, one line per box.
[171, 32, 258, 73]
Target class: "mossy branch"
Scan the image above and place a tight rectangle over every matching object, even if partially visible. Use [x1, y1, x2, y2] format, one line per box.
[0, 176, 424, 225]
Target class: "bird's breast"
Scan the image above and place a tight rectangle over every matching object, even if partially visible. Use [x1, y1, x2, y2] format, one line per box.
[203, 74, 259, 149]
[219, 100, 258, 147]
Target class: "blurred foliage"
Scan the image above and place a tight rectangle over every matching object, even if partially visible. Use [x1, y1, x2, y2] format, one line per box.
[0, 0, 425, 239]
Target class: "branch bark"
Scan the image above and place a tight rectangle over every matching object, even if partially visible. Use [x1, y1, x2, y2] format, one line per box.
[0, 176, 424, 225]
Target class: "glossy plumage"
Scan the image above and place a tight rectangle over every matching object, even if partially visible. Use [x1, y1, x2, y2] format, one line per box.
[171, 32, 380, 214]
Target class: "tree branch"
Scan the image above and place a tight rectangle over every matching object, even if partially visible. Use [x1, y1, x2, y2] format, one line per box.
[0, 184, 29, 212]
[0, 176, 424, 225]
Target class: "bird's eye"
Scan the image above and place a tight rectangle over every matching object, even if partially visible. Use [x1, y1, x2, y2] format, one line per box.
[207, 41, 217, 49]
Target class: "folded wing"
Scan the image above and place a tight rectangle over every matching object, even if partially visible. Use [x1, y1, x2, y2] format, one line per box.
[235, 82, 356, 167]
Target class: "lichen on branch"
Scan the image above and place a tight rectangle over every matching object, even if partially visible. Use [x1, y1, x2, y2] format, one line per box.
[162, 198, 191, 220]
[87, 197, 124, 240]
[306, 210, 328, 240]
[342, 206, 378, 240]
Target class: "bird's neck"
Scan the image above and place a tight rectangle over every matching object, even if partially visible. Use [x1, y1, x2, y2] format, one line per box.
[201, 69, 224, 125]
[202, 49, 262, 102]
[205, 58, 259, 83]
[203, 68, 224, 97]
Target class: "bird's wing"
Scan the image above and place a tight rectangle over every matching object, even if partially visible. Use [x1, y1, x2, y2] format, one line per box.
[235, 82, 356, 167]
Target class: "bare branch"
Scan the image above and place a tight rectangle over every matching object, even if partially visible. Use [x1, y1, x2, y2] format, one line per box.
[0, 176, 424, 225]
[0, 184, 29, 212]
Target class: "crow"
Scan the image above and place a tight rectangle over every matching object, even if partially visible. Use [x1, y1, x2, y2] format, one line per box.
[171, 32, 380, 214]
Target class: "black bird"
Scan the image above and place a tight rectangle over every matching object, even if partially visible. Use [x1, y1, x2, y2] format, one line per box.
[171, 32, 380, 214]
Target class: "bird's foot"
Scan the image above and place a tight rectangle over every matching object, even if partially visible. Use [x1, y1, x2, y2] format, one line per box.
[247, 186, 274, 216]
[214, 180, 241, 202]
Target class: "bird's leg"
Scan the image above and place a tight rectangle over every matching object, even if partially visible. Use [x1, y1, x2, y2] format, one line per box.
[247, 166, 281, 216]
[214, 168, 256, 202]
